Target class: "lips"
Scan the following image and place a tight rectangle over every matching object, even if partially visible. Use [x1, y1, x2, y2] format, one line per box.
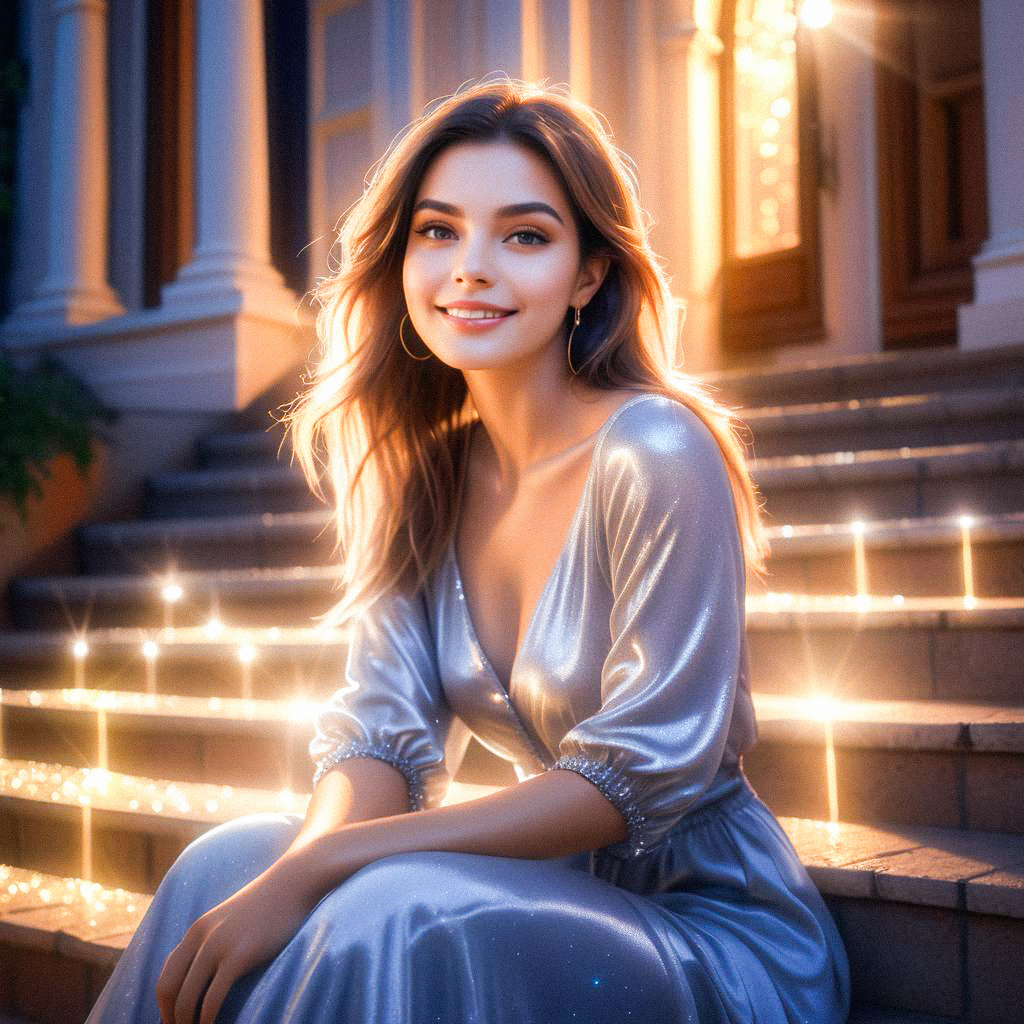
[436, 305, 516, 316]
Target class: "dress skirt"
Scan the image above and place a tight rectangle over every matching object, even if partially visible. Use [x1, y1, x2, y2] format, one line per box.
[84, 775, 850, 1023]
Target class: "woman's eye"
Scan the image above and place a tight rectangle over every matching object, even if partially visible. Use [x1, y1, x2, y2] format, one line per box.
[412, 223, 548, 246]
[509, 229, 548, 246]
[414, 223, 455, 241]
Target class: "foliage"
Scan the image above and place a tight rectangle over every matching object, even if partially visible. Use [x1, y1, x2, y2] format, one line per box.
[0, 353, 118, 524]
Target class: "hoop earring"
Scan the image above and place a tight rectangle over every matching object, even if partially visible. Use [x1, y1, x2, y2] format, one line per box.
[400, 313, 433, 361]
[566, 305, 582, 375]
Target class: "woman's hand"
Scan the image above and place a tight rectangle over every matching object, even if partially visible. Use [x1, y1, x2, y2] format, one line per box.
[155, 852, 320, 1024]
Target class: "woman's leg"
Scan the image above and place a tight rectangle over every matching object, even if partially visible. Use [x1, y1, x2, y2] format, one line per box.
[84, 812, 304, 1024]
[226, 849, 708, 1024]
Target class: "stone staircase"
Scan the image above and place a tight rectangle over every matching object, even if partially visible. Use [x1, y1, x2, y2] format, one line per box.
[2, 343, 1024, 1023]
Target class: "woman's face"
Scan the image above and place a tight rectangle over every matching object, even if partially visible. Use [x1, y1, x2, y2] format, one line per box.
[402, 140, 606, 372]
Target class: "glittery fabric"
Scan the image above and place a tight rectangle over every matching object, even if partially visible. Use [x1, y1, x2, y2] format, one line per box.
[86, 394, 850, 1023]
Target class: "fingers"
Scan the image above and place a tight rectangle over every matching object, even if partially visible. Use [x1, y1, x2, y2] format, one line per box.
[198, 960, 243, 1024]
[173, 935, 222, 1024]
[156, 930, 201, 1024]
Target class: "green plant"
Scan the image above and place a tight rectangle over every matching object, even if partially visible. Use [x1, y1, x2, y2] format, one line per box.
[0, 353, 118, 524]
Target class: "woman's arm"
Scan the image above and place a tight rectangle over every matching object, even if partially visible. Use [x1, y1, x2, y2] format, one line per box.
[279, 767, 628, 902]
[284, 756, 413, 856]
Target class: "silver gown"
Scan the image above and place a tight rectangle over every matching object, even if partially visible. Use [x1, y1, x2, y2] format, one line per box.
[86, 392, 851, 1023]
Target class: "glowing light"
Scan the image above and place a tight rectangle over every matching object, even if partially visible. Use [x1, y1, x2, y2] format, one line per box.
[960, 515, 976, 608]
[161, 583, 183, 603]
[142, 641, 159, 695]
[798, 0, 834, 30]
[238, 643, 257, 664]
[804, 693, 840, 826]
[82, 804, 92, 881]
[204, 617, 225, 639]
[851, 521, 869, 599]
[72, 637, 89, 687]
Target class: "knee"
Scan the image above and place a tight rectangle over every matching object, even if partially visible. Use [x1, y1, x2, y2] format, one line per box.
[163, 812, 303, 890]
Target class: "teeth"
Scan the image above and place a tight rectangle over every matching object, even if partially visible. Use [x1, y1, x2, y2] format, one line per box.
[445, 308, 509, 320]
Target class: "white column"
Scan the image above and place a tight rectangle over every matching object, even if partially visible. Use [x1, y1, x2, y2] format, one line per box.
[4, 0, 123, 336]
[958, 0, 1024, 350]
[162, 0, 292, 312]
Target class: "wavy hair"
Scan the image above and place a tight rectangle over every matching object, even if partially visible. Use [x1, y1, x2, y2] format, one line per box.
[282, 74, 769, 630]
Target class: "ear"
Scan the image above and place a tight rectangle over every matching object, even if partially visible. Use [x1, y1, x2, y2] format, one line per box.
[572, 250, 612, 308]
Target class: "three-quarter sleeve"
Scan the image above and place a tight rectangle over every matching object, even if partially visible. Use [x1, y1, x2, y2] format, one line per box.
[552, 398, 746, 857]
[308, 585, 459, 812]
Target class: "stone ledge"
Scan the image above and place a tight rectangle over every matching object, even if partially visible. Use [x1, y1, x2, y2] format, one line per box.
[743, 387, 1024, 433]
[0, 863, 150, 966]
[5, 687, 1023, 755]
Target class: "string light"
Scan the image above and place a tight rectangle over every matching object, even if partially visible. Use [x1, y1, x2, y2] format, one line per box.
[161, 580, 184, 631]
[732, 0, 801, 258]
[72, 637, 89, 688]
[798, 0, 834, 30]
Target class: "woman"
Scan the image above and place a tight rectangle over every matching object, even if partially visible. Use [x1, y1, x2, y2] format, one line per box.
[86, 75, 850, 1024]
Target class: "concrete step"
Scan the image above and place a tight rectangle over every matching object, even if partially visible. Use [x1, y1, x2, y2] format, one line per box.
[9, 564, 343, 630]
[0, 761, 496, 897]
[0, 626, 346, 698]
[755, 439, 1024, 526]
[749, 693, 1024, 836]
[0, 863, 150, 1024]
[0, 756, 307, 893]
[1, 805, 1021, 1022]
[3, 686, 1022, 838]
[141, 439, 1024, 525]
[743, 387, 1024, 458]
[199, 387, 1024, 469]
[3, 598, 1024, 702]
[746, 597, 1024, 703]
[77, 509, 1024, 600]
[705, 341, 1024, 407]
[77, 509, 335, 574]
[758, 511, 1024, 598]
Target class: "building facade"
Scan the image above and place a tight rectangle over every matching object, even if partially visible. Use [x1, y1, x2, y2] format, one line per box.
[3, 0, 1023, 417]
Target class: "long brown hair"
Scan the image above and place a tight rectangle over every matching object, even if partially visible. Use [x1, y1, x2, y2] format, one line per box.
[283, 74, 769, 630]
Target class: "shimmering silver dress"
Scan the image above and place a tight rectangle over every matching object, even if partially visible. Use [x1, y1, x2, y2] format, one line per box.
[86, 393, 850, 1023]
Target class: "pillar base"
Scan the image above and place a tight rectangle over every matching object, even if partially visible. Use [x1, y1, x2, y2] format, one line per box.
[1, 301, 313, 413]
[161, 255, 297, 321]
[958, 294, 1024, 351]
[2, 284, 125, 344]
[958, 236, 1024, 351]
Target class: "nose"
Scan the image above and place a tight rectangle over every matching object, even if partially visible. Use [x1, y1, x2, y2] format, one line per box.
[452, 234, 493, 286]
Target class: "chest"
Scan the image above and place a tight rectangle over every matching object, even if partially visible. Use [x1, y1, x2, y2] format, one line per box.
[454, 446, 596, 691]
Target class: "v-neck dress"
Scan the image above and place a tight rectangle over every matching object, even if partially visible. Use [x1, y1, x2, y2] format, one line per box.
[84, 393, 850, 1024]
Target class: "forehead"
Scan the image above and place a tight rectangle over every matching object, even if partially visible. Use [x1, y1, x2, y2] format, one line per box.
[414, 141, 569, 215]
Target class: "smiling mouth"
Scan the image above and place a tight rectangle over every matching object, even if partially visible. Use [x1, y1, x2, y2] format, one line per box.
[437, 307, 517, 321]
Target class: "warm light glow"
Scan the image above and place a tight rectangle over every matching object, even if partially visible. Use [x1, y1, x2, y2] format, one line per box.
[960, 515, 976, 608]
[205, 617, 225, 639]
[161, 583, 184, 604]
[142, 641, 160, 661]
[851, 521, 869, 599]
[798, 0, 834, 29]
[72, 639, 89, 659]
[732, 0, 802, 258]
[804, 694, 840, 826]
[238, 643, 257, 665]
[805, 694, 838, 721]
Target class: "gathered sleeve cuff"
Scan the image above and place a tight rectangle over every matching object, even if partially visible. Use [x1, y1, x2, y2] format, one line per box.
[553, 398, 746, 858]
[308, 586, 458, 812]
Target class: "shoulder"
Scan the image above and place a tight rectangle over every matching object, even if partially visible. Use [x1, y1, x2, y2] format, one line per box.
[597, 392, 727, 489]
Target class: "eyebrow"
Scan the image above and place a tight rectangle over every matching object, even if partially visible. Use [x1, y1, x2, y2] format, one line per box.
[412, 199, 565, 226]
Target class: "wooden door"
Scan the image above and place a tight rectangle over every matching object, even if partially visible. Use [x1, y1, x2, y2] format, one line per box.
[720, 0, 825, 353]
[874, 0, 988, 349]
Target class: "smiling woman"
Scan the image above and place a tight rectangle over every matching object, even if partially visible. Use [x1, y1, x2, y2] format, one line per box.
[84, 74, 849, 1024]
